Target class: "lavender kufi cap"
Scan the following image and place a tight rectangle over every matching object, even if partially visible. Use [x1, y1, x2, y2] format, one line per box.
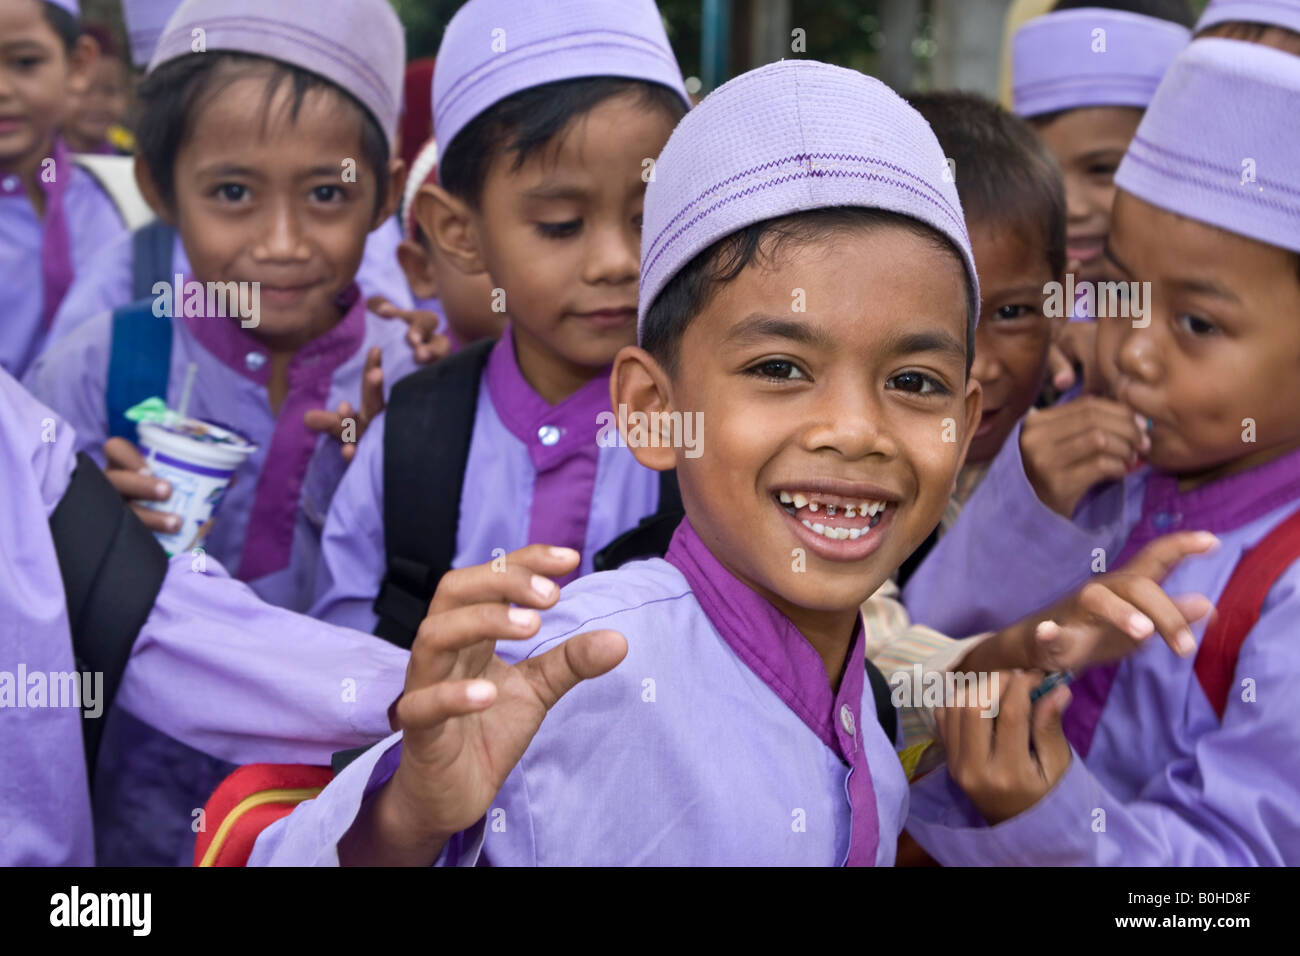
[1012, 8, 1191, 117]
[638, 60, 978, 336]
[46, 0, 79, 14]
[1198, 0, 1300, 36]
[148, 0, 405, 151]
[123, 0, 181, 69]
[433, 0, 689, 156]
[1115, 38, 1300, 255]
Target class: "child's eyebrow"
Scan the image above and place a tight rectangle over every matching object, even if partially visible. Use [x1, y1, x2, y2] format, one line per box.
[882, 330, 967, 364]
[196, 163, 262, 179]
[1172, 278, 1243, 305]
[725, 313, 835, 350]
[521, 183, 589, 202]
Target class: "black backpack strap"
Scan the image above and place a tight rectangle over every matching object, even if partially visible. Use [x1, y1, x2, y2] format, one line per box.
[49, 453, 169, 777]
[592, 469, 685, 572]
[865, 657, 898, 747]
[374, 337, 496, 649]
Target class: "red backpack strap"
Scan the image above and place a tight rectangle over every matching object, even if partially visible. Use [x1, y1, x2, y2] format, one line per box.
[195, 764, 335, 867]
[1195, 505, 1300, 720]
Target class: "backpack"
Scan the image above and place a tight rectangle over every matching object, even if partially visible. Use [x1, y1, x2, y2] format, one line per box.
[104, 221, 179, 444]
[372, 338, 685, 649]
[48, 453, 170, 778]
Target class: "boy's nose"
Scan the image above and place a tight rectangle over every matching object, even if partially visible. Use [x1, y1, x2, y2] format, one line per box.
[802, 386, 898, 461]
[252, 204, 311, 261]
[582, 222, 639, 286]
[1115, 322, 1161, 383]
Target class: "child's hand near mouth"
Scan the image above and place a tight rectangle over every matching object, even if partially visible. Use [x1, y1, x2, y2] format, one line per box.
[1020, 395, 1151, 517]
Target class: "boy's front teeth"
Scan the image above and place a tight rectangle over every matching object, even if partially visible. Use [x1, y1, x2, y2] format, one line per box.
[801, 520, 865, 540]
[777, 490, 889, 517]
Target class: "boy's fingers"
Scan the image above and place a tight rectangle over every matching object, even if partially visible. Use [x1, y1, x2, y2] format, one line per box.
[103, 436, 148, 471]
[302, 409, 343, 436]
[129, 502, 182, 533]
[989, 670, 1035, 763]
[1119, 531, 1220, 583]
[1030, 683, 1074, 778]
[1111, 576, 1205, 657]
[107, 468, 172, 501]
[416, 603, 542, 659]
[1054, 427, 1142, 470]
[1077, 580, 1154, 641]
[396, 678, 497, 732]
[427, 545, 579, 614]
[517, 629, 628, 711]
[1046, 343, 1076, 391]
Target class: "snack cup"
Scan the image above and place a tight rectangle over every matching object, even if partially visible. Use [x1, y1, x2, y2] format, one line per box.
[137, 419, 257, 554]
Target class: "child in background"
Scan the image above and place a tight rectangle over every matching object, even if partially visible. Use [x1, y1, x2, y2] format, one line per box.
[906, 38, 1300, 864]
[0, 0, 125, 376]
[27, 0, 419, 613]
[369, 135, 506, 365]
[61, 23, 128, 155]
[1196, 0, 1300, 53]
[1016, 0, 1192, 394]
[22, 0, 421, 865]
[251, 60, 1213, 868]
[42, 0, 414, 352]
[863, 91, 1067, 758]
[310, 0, 689, 639]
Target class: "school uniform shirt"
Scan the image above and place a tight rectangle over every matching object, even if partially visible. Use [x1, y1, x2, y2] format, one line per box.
[0, 370, 407, 865]
[42, 215, 414, 350]
[310, 329, 661, 633]
[0, 140, 127, 377]
[903, 429, 1300, 864]
[24, 283, 420, 614]
[250, 517, 909, 866]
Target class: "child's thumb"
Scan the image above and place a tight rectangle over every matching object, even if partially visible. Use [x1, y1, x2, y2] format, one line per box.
[1031, 683, 1073, 774]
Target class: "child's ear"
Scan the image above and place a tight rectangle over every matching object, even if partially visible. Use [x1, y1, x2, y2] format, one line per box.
[396, 238, 439, 300]
[610, 345, 678, 472]
[416, 184, 487, 276]
[65, 34, 99, 97]
[954, 375, 983, 490]
[133, 153, 175, 225]
[373, 158, 406, 230]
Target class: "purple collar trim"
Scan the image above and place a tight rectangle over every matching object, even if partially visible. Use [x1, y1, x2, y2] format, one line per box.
[181, 281, 364, 384]
[1118, 443, 1300, 565]
[484, 326, 613, 465]
[664, 517, 881, 865]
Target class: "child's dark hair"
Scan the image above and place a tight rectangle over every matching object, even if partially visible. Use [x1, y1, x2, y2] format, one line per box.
[907, 92, 1066, 281]
[136, 54, 389, 215]
[41, 1, 80, 52]
[438, 76, 688, 206]
[1051, 0, 1195, 28]
[642, 207, 976, 376]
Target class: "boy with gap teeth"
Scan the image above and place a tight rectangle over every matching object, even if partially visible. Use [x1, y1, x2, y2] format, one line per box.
[249, 60, 1212, 868]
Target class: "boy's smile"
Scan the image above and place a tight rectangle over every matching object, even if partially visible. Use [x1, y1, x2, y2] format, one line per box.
[622, 222, 978, 656]
[1100, 191, 1300, 488]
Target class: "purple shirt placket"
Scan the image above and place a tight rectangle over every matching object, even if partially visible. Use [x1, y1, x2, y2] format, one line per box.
[1065, 445, 1300, 756]
[484, 328, 612, 586]
[182, 282, 366, 582]
[664, 519, 881, 866]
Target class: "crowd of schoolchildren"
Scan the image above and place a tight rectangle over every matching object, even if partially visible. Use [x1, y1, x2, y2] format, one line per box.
[3, 0, 1298, 867]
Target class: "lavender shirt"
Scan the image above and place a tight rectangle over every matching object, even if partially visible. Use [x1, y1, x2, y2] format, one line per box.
[24, 284, 419, 613]
[310, 329, 660, 632]
[903, 422, 1300, 864]
[251, 518, 908, 866]
[0, 370, 407, 865]
[42, 216, 414, 350]
[0, 143, 126, 377]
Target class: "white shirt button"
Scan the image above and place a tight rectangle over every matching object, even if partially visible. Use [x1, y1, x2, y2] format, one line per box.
[537, 425, 562, 446]
[839, 704, 855, 737]
[245, 351, 267, 371]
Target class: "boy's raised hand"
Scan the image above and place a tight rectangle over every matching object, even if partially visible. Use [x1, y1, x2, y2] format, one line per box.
[368, 294, 451, 366]
[1020, 395, 1151, 517]
[1044, 321, 1100, 395]
[937, 669, 1072, 825]
[304, 346, 386, 462]
[103, 436, 182, 534]
[339, 544, 627, 866]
